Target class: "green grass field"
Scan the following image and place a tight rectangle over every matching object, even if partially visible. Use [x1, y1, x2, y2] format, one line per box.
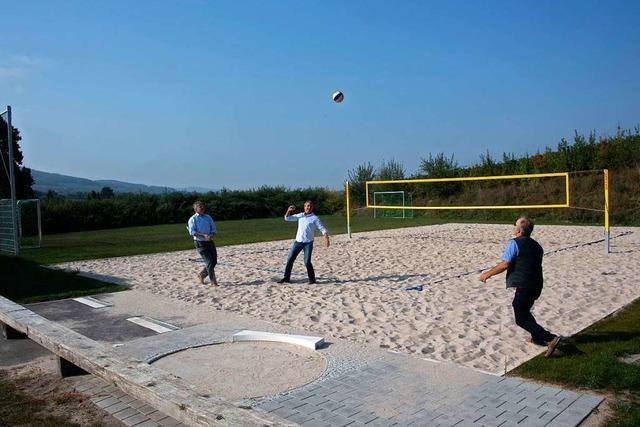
[19, 213, 448, 264]
[4, 214, 639, 425]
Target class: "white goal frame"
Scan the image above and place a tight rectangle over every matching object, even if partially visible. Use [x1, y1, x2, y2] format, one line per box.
[373, 191, 410, 219]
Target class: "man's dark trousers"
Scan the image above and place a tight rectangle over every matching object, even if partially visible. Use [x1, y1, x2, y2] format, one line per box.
[196, 240, 217, 282]
[512, 286, 554, 345]
[283, 241, 315, 282]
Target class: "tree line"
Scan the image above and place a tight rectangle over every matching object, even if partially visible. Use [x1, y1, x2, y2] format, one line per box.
[41, 187, 343, 234]
[348, 127, 640, 211]
[3, 115, 638, 234]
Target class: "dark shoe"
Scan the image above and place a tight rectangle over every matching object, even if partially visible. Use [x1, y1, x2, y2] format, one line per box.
[197, 274, 205, 285]
[545, 336, 562, 358]
[308, 280, 316, 284]
[277, 278, 290, 284]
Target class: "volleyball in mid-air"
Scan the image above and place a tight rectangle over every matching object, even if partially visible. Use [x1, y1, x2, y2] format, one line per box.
[332, 90, 344, 103]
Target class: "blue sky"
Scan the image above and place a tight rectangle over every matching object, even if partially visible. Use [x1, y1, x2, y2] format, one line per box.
[2, 1, 639, 190]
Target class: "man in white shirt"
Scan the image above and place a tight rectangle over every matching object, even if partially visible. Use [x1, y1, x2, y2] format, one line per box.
[277, 200, 330, 284]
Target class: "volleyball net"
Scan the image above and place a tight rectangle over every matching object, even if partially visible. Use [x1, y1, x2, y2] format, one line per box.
[344, 170, 610, 253]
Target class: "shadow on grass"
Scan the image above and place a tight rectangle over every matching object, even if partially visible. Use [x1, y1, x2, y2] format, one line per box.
[0, 255, 128, 304]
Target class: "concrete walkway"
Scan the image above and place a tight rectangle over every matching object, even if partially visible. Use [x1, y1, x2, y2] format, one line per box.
[10, 292, 604, 426]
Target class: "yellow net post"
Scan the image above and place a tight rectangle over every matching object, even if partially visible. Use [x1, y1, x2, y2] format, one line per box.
[604, 169, 610, 254]
[345, 180, 352, 239]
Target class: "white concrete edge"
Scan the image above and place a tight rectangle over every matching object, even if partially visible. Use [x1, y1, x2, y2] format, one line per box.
[72, 296, 111, 308]
[232, 330, 324, 350]
[127, 316, 179, 334]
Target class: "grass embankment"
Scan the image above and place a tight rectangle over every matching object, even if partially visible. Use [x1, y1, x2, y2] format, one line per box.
[0, 256, 128, 303]
[511, 298, 640, 426]
[19, 213, 449, 264]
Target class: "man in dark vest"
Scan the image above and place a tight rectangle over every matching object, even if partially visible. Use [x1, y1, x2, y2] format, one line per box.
[479, 216, 561, 357]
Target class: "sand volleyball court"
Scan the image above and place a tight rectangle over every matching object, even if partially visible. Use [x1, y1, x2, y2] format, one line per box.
[53, 223, 640, 374]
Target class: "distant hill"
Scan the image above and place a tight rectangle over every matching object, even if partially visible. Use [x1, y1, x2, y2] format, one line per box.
[31, 170, 214, 195]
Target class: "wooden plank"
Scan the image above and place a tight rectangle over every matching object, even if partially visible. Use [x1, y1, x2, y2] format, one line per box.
[0, 296, 296, 427]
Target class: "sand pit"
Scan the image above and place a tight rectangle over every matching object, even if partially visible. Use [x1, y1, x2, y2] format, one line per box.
[153, 342, 326, 400]
[53, 223, 640, 374]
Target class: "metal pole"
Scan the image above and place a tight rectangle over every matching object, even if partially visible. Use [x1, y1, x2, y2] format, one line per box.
[603, 169, 610, 254]
[6, 106, 19, 256]
[345, 181, 352, 239]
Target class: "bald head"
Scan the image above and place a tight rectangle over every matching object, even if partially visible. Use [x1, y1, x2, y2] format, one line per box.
[516, 216, 534, 237]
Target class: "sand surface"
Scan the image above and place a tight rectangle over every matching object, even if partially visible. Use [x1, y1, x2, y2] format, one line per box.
[53, 223, 640, 374]
[153, 342, 326, 400]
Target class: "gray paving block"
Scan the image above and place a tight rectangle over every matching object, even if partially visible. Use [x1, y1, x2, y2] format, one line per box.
[498, 377, 524, 388]
[302, 394, 331, 406]
[431, 413, 463, 426]
[272, 406, 300, 419]
[257, 400, 285, 412]
[131, 420, 160, 427]
[122, 413, 150, 426]
[473, 414, 504, 426]
[128, 399, 147, 409]
[113, 407, 139, 421]
[497, 410, 527, 424]
[572, 393, 605, 408]
[552, 407, 593, 425]
[138, 404, 159, 415]
[301, 419, 330, 427]
[332, 404, 363, 418]
[502, 392, 527, 404]
[111, 390, 127, 399]
[495, 400, 522, 413]
[74, 383, 93, 392]
[322, 400, 347, 412]
[325, 391, 355, 403]
[516, 382, 542, 393]
[288, 412, 314, 424]
[105, 402, 129, 415]
[119, 394, 137, 404]
[556, 389, 581, 403]
[327, 413, 356, 427]
[148, 411, 169, 422]
[158, 417, 183, 427]
[349, 411, 378, 424]
[363, 418, 397, 427]
[536, 386, 562, 397]
[476, 405, 506, 419]
[517, 405, 547, 419]
[90, 394, 114, 404]
[94, 396, 120, 409]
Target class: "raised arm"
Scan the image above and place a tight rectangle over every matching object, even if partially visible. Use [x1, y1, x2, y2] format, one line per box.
[284, 205, 297, 221]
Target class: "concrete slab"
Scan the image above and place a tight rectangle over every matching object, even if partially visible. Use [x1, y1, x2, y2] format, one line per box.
[6, 290, 606, 426]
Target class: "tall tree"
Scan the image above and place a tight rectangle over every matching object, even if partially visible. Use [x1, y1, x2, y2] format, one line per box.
[347, 162, 376, 206]
[0, 116, 34, 199]
[377, 158, 405, 180]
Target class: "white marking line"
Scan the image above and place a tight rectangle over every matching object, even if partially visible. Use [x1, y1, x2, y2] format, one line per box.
[72, 297, 111, 308]
[126, 317, 179, 334]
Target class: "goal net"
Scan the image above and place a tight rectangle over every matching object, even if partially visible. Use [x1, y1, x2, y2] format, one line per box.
[373, 191, 414, 218]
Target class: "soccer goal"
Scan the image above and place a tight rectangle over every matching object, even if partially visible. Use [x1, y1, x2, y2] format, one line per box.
[17, 199, 42, 249]
[373, 191, 414, 218]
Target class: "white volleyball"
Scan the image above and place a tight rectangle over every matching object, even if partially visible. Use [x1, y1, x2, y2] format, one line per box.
[332, 90, 344, 103]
